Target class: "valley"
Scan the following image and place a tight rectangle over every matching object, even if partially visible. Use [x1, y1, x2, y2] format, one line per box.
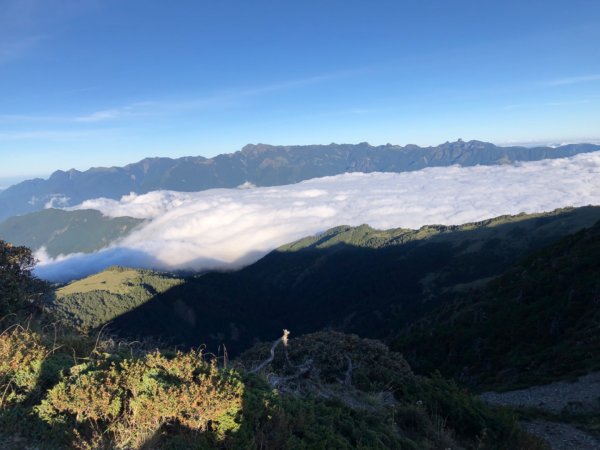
[1, 190, 599, 448]
[1, 146, 600, 448]
[3, 2, 599, 447]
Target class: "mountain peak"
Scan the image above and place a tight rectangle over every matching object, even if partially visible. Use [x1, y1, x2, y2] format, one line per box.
[241, 143, 274, 154]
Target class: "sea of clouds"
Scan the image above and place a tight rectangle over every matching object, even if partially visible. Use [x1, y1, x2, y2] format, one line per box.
[35, 151, 600, 282]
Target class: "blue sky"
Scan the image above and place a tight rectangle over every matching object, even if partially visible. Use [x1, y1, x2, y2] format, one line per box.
[1, 0, 599, 181]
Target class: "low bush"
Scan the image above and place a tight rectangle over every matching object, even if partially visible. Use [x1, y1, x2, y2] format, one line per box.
[37, 350, 244, 449]
[0, 326, 47, 408]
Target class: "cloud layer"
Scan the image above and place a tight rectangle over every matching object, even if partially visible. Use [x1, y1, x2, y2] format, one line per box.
[36, 151, 600, 281]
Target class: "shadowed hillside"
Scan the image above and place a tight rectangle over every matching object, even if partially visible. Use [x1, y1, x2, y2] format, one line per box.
[0, 212, 577, 449]
[104, 206, 600, 356]
[394, 219, 600, 389]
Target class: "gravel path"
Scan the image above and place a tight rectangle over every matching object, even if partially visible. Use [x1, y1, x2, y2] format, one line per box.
[522, 420, 600, 450]
[481, 372, 600, 450]
[481, 372, 600, 414]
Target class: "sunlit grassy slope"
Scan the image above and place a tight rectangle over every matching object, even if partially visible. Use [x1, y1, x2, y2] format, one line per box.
[51, 266, 183, 331]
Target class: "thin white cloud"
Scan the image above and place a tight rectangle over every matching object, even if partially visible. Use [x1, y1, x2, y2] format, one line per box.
[36, 151, 600, 282]
[0, 113, 73, 124]
[72, 70, 366, 122]
[504, 99, 591, 110]
[75, 109, 123, 123]
[75, 102, 155, 123]
[0, 1, 47, 61]
[545, 99, 591, 107]
[238, 70, 365, 96]
[0, 0, 96, 64]
[44, 194, 70, 209]
[498, 137, 600, 147]
[4, 69, 368, 125]
[0, 129, 99, 141]
[0, 34, 46, 63]
[544, 74, 600, 87]
[503, 104, 526, 110]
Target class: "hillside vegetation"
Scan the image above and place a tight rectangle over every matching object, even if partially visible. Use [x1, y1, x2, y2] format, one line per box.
[394, 219, 600, 389]
[104, 206, 600, 355]
[50, 266, 183, 331]
[0, 239, 48, 317]
[0, 217, 584, 448]
[0, 323, 545, 449]
[0, 243, 544, 448]
[0, 209, 142, 257]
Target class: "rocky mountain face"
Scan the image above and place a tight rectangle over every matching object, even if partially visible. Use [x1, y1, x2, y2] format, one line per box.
[1, 140, 598, 221]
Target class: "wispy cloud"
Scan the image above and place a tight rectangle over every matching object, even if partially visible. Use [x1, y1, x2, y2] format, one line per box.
[498, 137, 600, 147]
[238, 70, 364, 96]
[0, 129, 109, 141]
[543, 74, 600, 87]
[0, 0, 99, 64]
[1, 68, 368, 127]
[545, 99, 591, 107]
[503, 104, 526, 110]
[0, 34, 47, 63]
[0, 113, 71, 123]
[74, 70, 366, 123]
[345, 105, 401, 115]
[75, 102, 155, 123]
[503, 99, 592, 110]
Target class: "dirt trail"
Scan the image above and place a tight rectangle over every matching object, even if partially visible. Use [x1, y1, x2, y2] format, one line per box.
[482, 372, 600, 450]
[521, 420, 600, 450]
[481, 372, 600, 414]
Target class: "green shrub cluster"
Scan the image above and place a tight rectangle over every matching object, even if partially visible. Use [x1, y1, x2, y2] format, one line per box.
[37, 350, 244, 449]
[0, 326, 47, 408]
[0, 324, 551, 450]
[0, 240, 48, 316]
[237, 332, 546, 450]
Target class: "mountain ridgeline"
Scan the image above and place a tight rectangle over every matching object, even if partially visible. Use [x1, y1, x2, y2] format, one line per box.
[1, 140, 598, 221]
[0, 209, 143, 257]
[97, 206, 600, 357]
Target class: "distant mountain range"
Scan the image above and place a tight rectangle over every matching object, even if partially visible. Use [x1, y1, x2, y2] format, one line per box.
[1, 140, 599, 222]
